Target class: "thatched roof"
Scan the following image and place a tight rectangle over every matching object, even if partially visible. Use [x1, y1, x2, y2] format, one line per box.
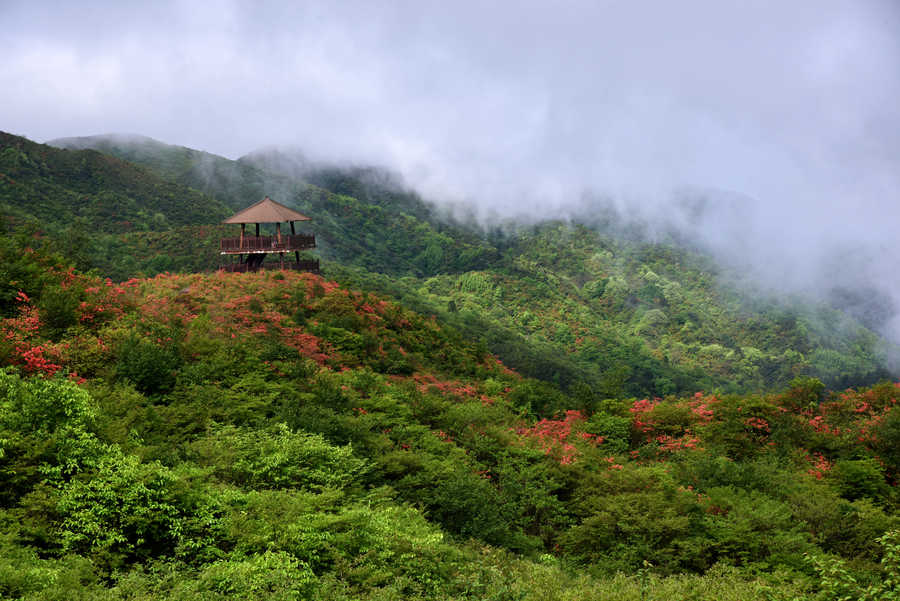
[223, 196, 311, 224]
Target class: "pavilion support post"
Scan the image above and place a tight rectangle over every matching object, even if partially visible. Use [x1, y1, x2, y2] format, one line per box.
[255, 223, 260, 237]
[276, 222, 282, 246]
[240, 223, 245, 250]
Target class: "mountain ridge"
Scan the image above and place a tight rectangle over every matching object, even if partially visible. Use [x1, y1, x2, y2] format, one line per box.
[10, 130, 894, 394]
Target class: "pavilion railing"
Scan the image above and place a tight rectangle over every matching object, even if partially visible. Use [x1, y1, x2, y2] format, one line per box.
[220, 234, 316, 252]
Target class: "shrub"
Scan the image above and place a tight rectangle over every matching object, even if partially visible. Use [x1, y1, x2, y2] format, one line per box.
[115, 335, 180, 394]
[783, 376, 825, 410]
[0, 371, 106, 501]
[832, 458, 891, 502]
[190, 424, 371, 491]
[805, 530, 900, 601]
[198, 551, 316, 600]
[56, 450, 183, 567]
[37, 285, 82, 337]
[584, 411, 631, 453]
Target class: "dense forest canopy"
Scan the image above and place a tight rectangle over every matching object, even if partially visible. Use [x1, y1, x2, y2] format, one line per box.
[1, 131, 899, 600]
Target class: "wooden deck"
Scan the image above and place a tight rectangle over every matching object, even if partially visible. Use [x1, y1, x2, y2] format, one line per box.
[220, 234, 316, 254]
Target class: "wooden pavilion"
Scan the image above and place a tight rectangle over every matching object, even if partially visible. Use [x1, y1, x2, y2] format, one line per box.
[219, 196, 318, 273]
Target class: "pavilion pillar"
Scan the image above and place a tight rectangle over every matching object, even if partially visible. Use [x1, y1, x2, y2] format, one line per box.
[291, 221, 299, 263]
[240, 223, 245, 250]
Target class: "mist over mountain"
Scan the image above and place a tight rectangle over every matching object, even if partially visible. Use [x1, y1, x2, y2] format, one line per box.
[46, 130, 900, 358]
[6, 0, 899, 350]
[237, 144, 900, 357]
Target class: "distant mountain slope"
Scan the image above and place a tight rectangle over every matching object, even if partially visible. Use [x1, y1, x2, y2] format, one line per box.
[241, 147, 443, 224]
[51, 133, 285, 211]
[40, 132, 897, 394]
[49, 134, 500, 278]
[0, 131, 230, 232]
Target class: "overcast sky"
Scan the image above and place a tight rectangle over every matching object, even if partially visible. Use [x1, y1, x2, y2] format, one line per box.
[3, 0, 900, 336]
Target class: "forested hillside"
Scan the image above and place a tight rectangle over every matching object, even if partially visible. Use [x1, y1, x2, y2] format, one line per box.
[50, 134, 497, 278]
[35, 133, 897, 395]
[1, 238, 900, 600]
[0, 132, 230, 233]
[1, 131, 899, 599]
[4, 0, 895, 596]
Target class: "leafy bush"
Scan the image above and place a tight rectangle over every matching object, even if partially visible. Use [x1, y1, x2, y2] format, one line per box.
[56, 449, 183, 566]
[584, 411, 631, 453]
[115, 335, 180, 394]
[832, 458, 891, 503]
[190, 424, 371, 491]
[803, 530, 900, 601]
[0, 371, 106, 501]
[198, 551, 317, 600]
[37, 285, 82, 337]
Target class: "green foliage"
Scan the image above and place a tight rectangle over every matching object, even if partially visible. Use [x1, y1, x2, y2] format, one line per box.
[873, 409, 900, 476]
[585, 411, 631, 453]
[0, 234, 54, 318]
[37, 284, 82, 337]
[833, 459, 892, 503]
[563, 478, 704, 573]
[699, 394, 780, 460]
[0, 132, 230, 234]
[197, 551, 317, 600]
[401, 461, 512, 545]
[115, 335, 180, 395]
[0, 370, 106, 501]
[802, 530, 900, 601]
[2, 134, 900, 600]
[56, 450, 182, 565]
[190, 424, 370, 491]
[785, 376, 826, 409]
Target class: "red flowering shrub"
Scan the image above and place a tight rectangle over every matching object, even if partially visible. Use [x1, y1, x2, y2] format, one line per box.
[515, 410, 602, 465]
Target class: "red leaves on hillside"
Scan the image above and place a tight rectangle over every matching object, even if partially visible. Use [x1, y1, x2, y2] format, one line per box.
[805, 452, 832, 480]
[630, 398, 659, 433]
[515, 410, 601, 465]
[628, 395, 718, 456]
[18, 344, 62, 376]
[690, 392, 717, 421]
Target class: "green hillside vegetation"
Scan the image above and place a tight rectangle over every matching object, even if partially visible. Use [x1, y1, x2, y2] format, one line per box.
[1, 242, 900, 600]
[49, 134, 497, 278]
[0, 132, 230, 234]
[35, 134, 895, 397]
